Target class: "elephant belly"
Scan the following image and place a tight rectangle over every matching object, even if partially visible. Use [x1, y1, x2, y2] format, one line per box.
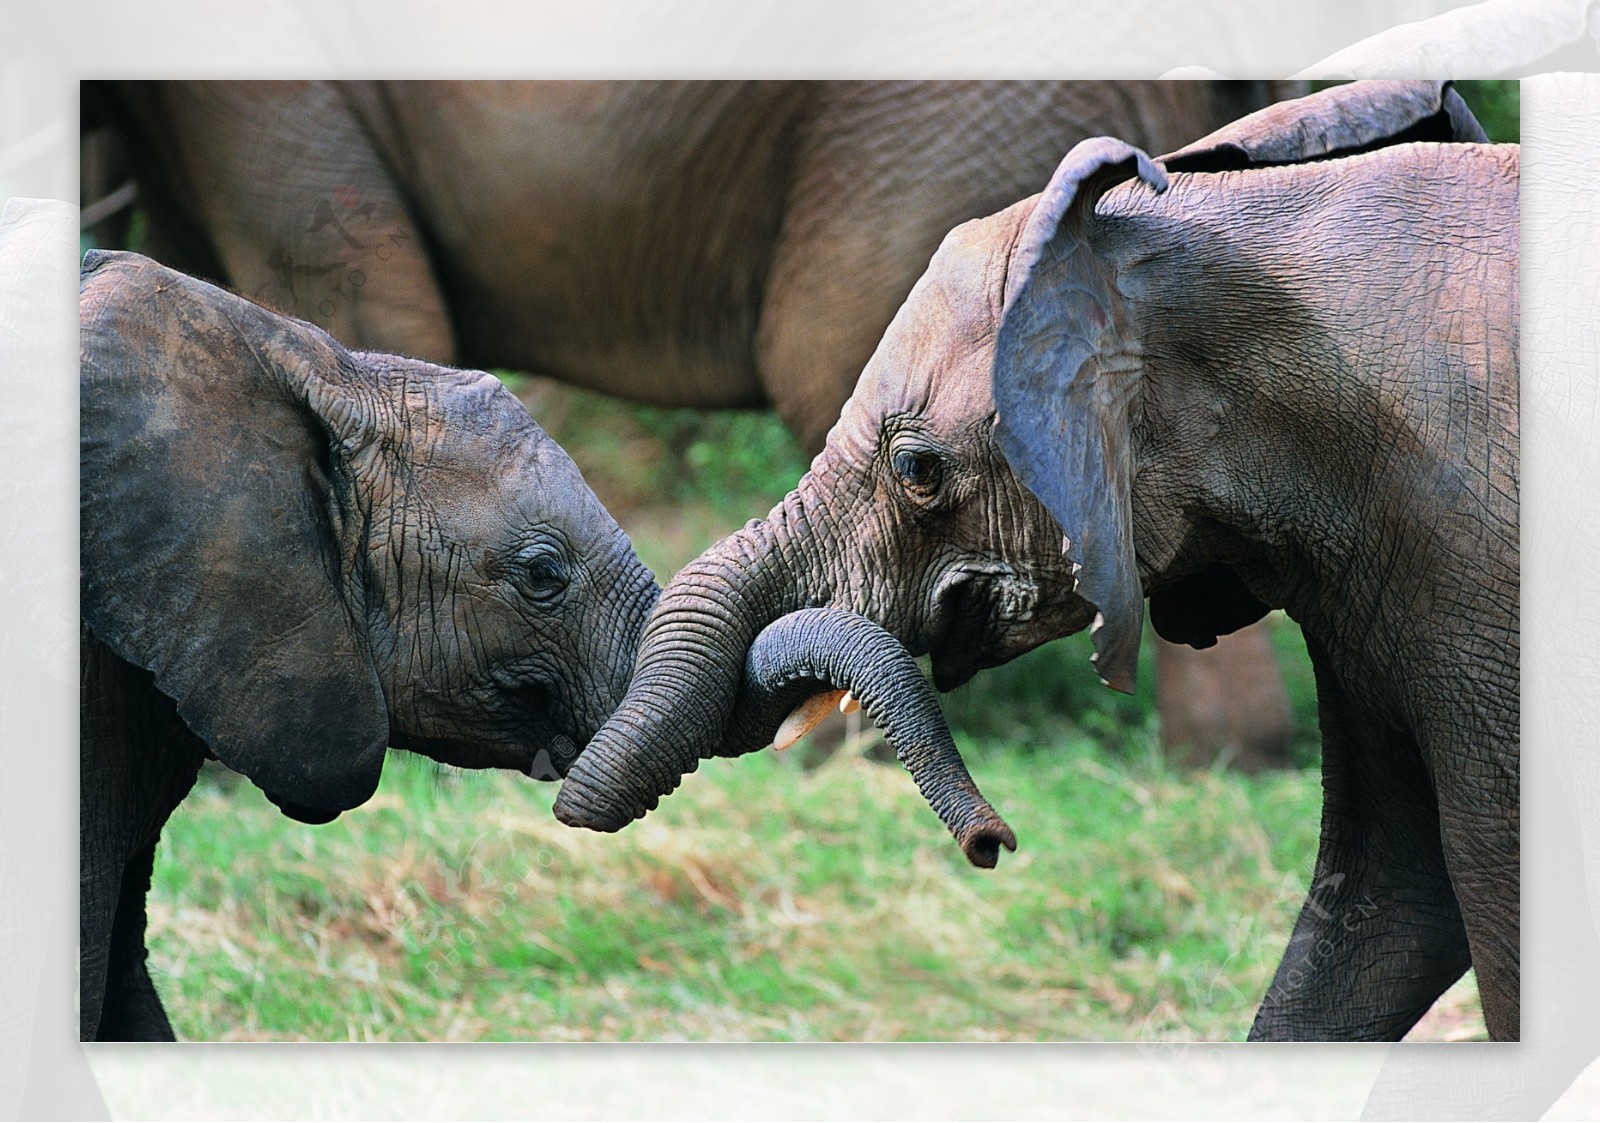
[372, 81, 807, 408]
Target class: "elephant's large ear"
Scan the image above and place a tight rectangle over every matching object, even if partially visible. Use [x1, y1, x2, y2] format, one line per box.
[992, 138, 1167, 695]
[80, 251, 388, 820]
[1160, 80, 1487, 173]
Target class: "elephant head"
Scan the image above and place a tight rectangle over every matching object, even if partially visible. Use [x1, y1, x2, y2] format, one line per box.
[553, 80, 1511, 836]
[81, 250, 660, 822]
[549, 213, 1091, 834]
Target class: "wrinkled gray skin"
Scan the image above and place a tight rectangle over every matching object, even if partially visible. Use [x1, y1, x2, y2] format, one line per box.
[79, 251, 658, 1041]
[84, 79, 1306, 767]
[555, 82, 1519, 1041]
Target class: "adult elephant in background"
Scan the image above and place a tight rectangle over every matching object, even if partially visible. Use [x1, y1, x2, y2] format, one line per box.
[83, 80, 1297, 449]
[553, 81, 1519, 1040]
[80, 252, 659, 1039]
[82, 79, 1302, 769]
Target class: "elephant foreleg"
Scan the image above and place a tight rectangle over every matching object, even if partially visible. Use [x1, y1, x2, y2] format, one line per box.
[80, 635, 206, 1040]
[94, 839, 177, 1041]
[1249, 644, 1471, 1040]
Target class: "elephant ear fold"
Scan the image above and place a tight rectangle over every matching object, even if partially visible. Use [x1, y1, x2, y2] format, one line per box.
[993, 138, 1167, 695]
[1160, 80, 1488, 173]
[80, 250, 389, 820]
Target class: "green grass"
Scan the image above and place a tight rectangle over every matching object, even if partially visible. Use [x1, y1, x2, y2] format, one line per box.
[1452, 80, 1519, 143]
[152, 733, 1330, 1041]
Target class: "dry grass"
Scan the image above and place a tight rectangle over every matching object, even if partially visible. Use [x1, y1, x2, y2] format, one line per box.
[145, 728, 1486, 1042]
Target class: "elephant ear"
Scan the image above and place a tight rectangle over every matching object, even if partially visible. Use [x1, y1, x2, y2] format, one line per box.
[80, 250, 388, 821]
[992, 138, 1168, 695]
[1159, 80, 1488, 173]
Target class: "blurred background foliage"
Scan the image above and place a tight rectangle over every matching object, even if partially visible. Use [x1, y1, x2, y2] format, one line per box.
[131, 79, 1515, 1041]
[1453, 80, 1519, 141]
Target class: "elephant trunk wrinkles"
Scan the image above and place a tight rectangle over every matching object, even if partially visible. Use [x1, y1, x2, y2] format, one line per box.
[552, 501, 811, 830]
[726, 608, 1016, 869]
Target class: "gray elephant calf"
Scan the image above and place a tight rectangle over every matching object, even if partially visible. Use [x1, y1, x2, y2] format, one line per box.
[555, 81, 1520, 1041]
[79, 251, 659, 1040]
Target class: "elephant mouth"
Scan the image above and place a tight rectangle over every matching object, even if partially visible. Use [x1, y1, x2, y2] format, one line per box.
[387, 725, 580, 779]
[392, 669, 586, 779]
[924, 560, 1091, 691]
[513, 691, 588, 780]
[925, 564, 1014, 692]
[521, 732, 583, 781]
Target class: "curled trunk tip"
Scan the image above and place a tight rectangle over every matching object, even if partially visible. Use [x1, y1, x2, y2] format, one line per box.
[553, 605, 1019, 870]
[949, 806, 1018, 869]
[732, 607, 1019, 868]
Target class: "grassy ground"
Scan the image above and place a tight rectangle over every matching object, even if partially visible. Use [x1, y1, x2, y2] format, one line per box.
[156, 732, 1314, 1041]
[146, 376, 1486, 1041]
[153, 733, 1482, 1041]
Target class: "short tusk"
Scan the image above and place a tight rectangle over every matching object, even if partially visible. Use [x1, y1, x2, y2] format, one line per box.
[773, 689, 847, 751]
[839, 691, 860, 715]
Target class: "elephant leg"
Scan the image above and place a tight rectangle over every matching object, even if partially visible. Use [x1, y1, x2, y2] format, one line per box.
[78, 843, 114, 1041]
[144, 82, 457, 363]
[1153, 628, 1295, 772]
[94, 839, 176, 1041]
[80, 635, 206, 1040]
[1432, 748, 1519, 1040]
[80, 638, 131, 1041]
[1249, 644, 1471, 1040]
[756, 190, 924, 455]
[756, 84, 1071, 453]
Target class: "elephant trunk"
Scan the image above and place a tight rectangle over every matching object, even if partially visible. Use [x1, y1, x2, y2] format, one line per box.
[725, 607, 1016, 868]
[551, 500, 812, 831]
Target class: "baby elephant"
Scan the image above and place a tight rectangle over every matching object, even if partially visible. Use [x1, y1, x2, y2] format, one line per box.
[79, 251, 659, 1040]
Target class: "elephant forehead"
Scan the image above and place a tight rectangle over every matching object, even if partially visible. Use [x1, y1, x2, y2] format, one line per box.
[420, 419, 613, 546]
[845, 202, 1028, 427]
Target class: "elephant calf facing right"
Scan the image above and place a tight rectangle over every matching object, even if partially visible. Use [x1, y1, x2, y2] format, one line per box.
[80, 251, 659, 1040]
[554, 80, 1520, 1042]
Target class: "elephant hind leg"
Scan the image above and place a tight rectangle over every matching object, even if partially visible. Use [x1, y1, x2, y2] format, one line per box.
[1250, 645, 1472, 1040]
[94, 839, 177, 1041]
[149, 82, 458, 364]
[1249, 831, 1471, 1041]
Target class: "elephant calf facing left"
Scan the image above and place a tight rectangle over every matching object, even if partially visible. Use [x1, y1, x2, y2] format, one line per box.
[79, 251, 659, 1040]
[554, 81, 1519, 1042]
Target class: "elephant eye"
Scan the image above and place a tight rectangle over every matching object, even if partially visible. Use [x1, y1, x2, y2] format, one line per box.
[892, 447, 944, 498]
[513, 548, 569, 604]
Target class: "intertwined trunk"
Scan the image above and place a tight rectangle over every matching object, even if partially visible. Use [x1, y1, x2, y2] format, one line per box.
[552, 498, 1016, 867]
[723, 607, 1015, 867]
[553, 494, 816, 828]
